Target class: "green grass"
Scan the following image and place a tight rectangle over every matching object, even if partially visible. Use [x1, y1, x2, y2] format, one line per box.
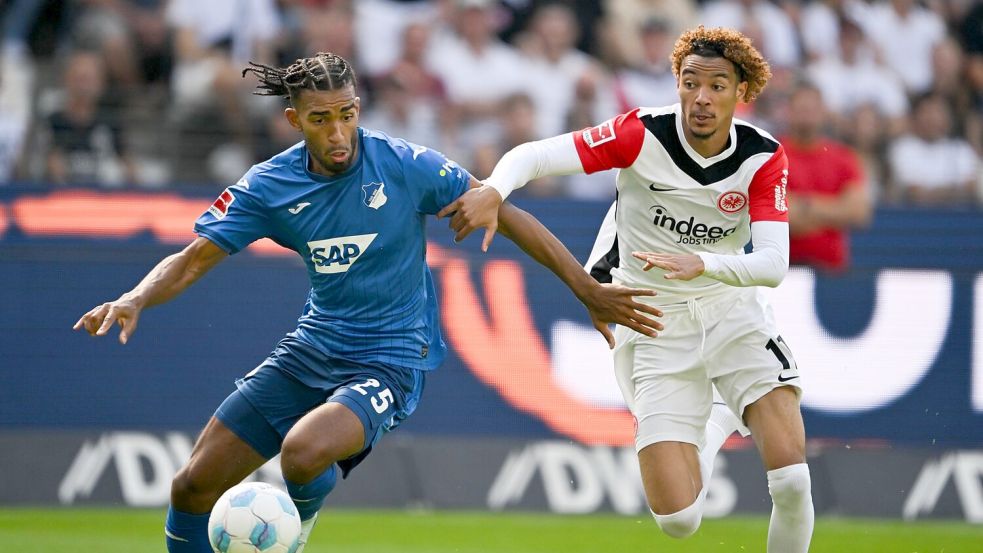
[0, 509, 980, 552]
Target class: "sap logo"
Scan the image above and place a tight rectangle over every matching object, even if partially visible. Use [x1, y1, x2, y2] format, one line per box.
[487, 442, 736, 516]
[308, 233, 377, 274]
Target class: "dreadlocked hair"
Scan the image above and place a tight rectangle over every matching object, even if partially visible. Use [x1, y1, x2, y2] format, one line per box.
[242, 52, 357, 102]
[670, 26, 771, 103]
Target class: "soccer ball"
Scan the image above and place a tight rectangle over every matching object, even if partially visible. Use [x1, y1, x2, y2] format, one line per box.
[208, 482, 302, 553]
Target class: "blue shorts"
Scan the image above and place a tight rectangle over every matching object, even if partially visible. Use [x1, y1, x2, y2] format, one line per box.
[214, 336, 425, 477]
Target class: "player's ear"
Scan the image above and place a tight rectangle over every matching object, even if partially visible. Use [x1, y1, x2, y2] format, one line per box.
[285, 106, 301, 131]
[353, 96, 361, 117]
[737, 80, 749, 102]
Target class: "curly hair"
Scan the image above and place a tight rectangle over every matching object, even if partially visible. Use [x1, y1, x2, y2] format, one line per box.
[242, 52, 357, 102]
[670, 26, 772, 102]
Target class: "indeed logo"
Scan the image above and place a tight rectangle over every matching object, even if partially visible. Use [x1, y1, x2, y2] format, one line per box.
[650, 205, 737, 245]
[308, 233, 378, 274]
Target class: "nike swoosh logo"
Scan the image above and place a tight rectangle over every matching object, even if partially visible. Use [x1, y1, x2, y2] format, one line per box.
[288, 202, 312, 214]
[778, 374, 800, 383]
[649, 183, 675, 192]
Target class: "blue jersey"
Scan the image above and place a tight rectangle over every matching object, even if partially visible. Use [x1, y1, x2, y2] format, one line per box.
[194, 128, 471, 372]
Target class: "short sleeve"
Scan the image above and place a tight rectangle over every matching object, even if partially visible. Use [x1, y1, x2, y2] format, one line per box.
[193, 177, 271, 254]
[748, 145, 790, 223]
[401, 144, 471, 215]
[572, 108, 646, 174]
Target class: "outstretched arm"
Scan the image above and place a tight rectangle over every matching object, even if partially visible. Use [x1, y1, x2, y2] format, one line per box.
[495, 198, 663, 348]
[73, 237, 228, 343]
[438, 134, 584, 251]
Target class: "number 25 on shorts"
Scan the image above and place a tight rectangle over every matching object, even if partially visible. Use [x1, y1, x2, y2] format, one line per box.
[350, 378, 394, 414]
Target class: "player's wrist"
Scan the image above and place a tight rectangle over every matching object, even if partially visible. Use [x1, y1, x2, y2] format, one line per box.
[119, 291, 148, 310]
[482, 179, 513, 202]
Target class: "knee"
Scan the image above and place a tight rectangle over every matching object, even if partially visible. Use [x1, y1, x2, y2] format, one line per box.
[767, 463, 812, 508]
[170, 465, 222, 511]
[281, 435, 335, 484]
[651, 493, 705, 539]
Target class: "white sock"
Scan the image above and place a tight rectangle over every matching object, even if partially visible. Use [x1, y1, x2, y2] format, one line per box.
[295, 512, 319, 553]
[767, 463, 814, 553]
[698, 402, 742, 484]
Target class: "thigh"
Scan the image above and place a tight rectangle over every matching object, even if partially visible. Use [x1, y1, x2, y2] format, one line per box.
[184, 416, 269, 483]
[638, 441, 702, 515]
[744, 386, 806, 470]
[172, 416, 269, 512]
[286, 364, 425, 477]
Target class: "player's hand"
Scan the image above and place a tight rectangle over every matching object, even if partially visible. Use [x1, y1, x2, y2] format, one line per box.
[633, 252, 705, 281]
[73, 298, 143, 345]
[437, 184, 503, 252]
[581, 283, 664, 348]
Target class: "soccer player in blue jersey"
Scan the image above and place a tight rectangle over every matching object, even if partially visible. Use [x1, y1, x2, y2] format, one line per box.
[73, 52, 663, 553]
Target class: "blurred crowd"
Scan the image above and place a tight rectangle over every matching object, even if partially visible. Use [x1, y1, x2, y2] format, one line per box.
[1, 0, 981, 208]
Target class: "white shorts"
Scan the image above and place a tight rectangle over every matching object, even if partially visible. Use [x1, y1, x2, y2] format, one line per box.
[612, 286, 802, 452]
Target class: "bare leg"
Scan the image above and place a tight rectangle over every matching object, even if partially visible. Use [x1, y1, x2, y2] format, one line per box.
[745, 386, 813, 553]
[280, 402, 364, 484]
[171, 416, 269, 513]
[638, 441, 705, 538]
[167, 417, 269, 552]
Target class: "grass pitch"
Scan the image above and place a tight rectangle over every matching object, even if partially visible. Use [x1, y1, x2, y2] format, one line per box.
[0, 508, 979, 552]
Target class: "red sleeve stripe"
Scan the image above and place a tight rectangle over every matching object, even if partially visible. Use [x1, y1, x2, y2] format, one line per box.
[573, 109, 646, 174]
[748, 145, 789, 223]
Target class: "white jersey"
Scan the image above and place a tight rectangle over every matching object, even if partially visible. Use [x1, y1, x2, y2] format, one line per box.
[578, 104, 789, 301]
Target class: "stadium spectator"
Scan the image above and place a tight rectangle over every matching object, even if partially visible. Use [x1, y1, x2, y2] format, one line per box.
[612, 18, 679, 113]
[798, 0, 849, 62]
[352, 0, 435, 77]
[42, 50, 137, 186]
[853, 0, 946, 95]
[424, 0, 529, 158]
[599, 0, 698, 69]
[840, 103, 891, 203]
[280, 3, 357, 69]
[361, 22, 450, 153]
[0, 43, 33, 183]
[165, 0, 280, 180]
[357, 71, 443, 152]
[888, 92, 980, 206]
[66, 0, 145, 93]
[73, 51, 663, 553]
[806, 17, 908, 137]
[472, 92, 561, 197]
[782, 82, 871, 272]
[699, 0, 801, 68]
[517, 3, 611, 139]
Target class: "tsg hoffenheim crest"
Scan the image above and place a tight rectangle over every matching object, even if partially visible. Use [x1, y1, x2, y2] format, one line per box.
[361, 181, 387, 209]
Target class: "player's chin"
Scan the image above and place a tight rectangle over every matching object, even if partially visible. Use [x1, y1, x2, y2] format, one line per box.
[689, 125, 717, 140]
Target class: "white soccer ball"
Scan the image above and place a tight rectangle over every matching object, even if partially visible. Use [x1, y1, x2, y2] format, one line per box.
[208, 482, 302, 553]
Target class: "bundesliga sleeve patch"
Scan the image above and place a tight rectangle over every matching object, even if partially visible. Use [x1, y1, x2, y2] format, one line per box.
[581, 120, 616, 148]
[208, 188, 236, 220]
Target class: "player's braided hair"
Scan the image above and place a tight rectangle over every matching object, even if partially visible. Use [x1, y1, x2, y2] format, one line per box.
[670, 26, 771, 102]
[242, 52, 357, 102]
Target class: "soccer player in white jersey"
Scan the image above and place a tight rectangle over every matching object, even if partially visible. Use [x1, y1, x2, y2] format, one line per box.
[441, 27, 813, 552]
